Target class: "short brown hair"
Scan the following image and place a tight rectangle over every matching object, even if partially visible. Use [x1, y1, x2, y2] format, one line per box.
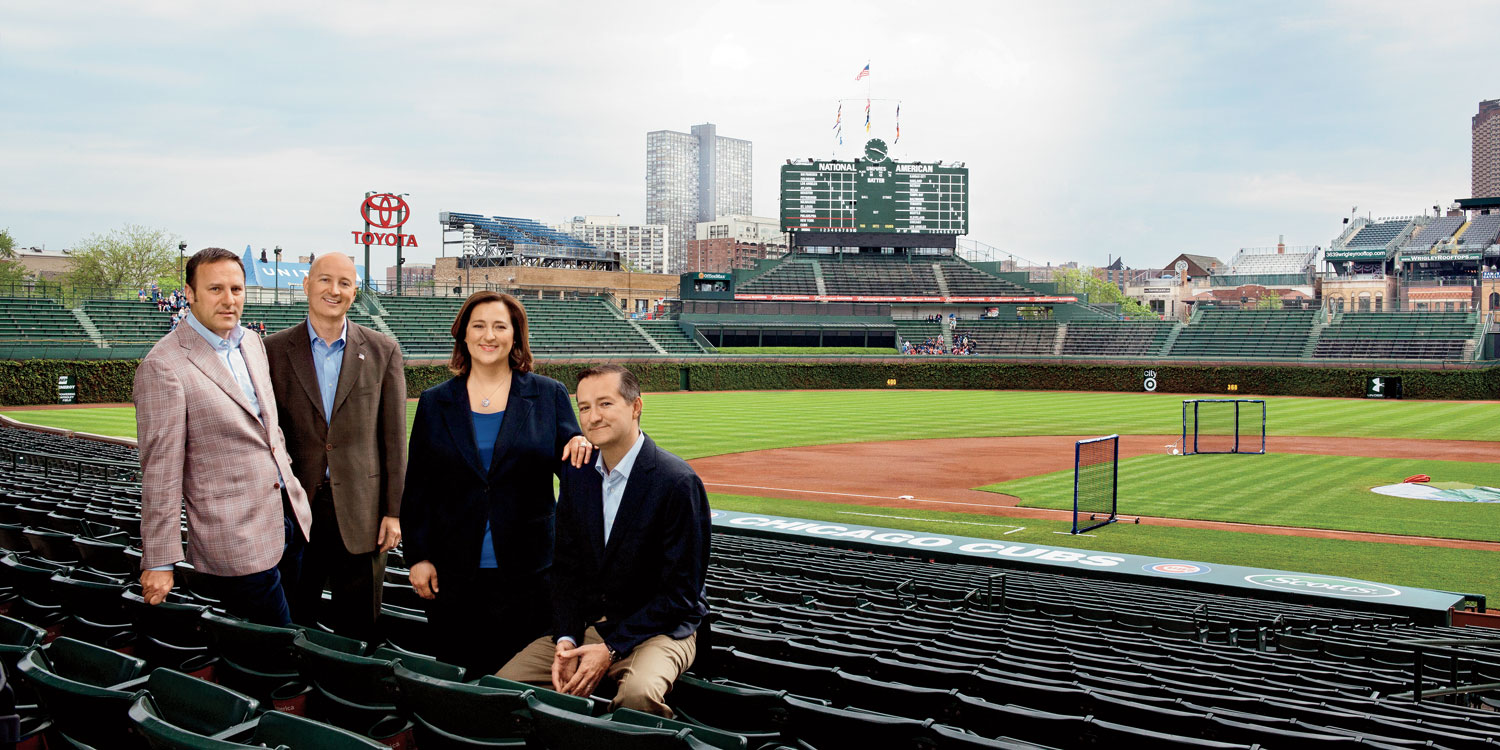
[185, 247, 244, 288]
[576, 364, 640, 402]
[448, 291, 533, 376]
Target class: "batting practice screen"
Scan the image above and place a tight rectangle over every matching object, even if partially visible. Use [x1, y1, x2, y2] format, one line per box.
[1182, 399, 1266, 455]
[1072, 435, 1119, 534]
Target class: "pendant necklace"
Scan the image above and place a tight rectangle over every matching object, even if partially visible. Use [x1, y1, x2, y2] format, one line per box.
[479, 376, 507, 408]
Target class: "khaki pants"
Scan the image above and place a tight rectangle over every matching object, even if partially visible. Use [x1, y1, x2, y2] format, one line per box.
[497, 626, 696, 717]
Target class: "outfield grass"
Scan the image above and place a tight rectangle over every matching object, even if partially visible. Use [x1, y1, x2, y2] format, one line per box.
[983, 454, 1500, 542]
[708, 494, 1500, 603]
[7, 390, 1498, 458]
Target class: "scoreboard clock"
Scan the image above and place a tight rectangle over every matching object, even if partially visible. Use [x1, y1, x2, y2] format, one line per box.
[780, 139, 969, 235]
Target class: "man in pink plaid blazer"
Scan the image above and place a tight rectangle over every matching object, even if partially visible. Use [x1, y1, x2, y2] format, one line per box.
[134, 247, 313, 625]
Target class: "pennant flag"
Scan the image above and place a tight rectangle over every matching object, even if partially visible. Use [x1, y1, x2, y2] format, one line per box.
[865, 98, 871, 133]
[832, 103, 841, 129]
[894, 104, 900, 144]
[855, 63, 869, 81]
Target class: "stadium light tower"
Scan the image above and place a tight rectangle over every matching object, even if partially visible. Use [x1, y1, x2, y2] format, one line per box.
[178, 241, 187, 287]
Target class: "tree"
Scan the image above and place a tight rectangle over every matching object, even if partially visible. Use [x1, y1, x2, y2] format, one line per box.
[0, 228, 14, 260]
[66, 225, 181, 296]
[1255, 293, 1284, 310]
[0, 259, 31, 292]
[1053, 266, 1157, 318]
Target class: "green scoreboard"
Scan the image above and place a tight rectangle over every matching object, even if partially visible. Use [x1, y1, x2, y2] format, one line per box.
[780, 138, 969, 235]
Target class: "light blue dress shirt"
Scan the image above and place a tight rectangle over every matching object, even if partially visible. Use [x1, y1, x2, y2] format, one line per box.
[472, 410, 505, 569]
[595, 430, 645, 546]
[184, 313, 260, 420]
[306, 318, 347, 426]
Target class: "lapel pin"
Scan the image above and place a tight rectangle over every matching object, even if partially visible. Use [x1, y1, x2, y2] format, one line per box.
[358, 352, 365, 360]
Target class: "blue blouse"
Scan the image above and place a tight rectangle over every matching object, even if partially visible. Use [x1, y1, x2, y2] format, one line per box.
[471, 410, 504, 568]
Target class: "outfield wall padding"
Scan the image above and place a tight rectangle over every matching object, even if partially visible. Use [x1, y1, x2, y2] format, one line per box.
[1, 358, 1496, 405]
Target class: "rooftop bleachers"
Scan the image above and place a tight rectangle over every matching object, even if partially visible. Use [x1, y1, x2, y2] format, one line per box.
[1341, 219, 1412, 250]
[819, 256, 941, 296]
[1167, 309, 1318, 359]
[1458, 214, 1500, 248]
[1060, 319, 1174, 357]
[1223, 249, 1316, 275]
[736, 260, 819, 296]
[1403, 216, 1466, 249]
[952, 320, 1058, 355]
[1313, 312, 1476, 360]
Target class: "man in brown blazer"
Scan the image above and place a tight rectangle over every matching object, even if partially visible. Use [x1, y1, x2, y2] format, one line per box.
[135, 247, 313, 626]
[264, 253, 406, 640]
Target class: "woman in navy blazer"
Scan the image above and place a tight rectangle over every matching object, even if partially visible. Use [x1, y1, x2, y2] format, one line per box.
[400, 291, 591, 676]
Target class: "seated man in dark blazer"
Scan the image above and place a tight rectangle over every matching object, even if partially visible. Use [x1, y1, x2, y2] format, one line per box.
[498, 364, 710, 717]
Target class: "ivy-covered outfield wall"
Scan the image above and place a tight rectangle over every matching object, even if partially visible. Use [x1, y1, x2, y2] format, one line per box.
[3, 359, 1497, 406]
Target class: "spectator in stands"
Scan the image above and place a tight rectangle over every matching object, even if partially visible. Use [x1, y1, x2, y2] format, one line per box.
[400, 291, 594, 677]
[264, 252, 407, 643]
[499, 365, 710, 717]
[133, 247, 313, 625]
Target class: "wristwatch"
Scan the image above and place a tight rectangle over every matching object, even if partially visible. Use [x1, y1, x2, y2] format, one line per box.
[606, 645, 622, 663]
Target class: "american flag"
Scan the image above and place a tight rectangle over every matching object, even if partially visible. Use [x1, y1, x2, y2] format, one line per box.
[855, 64, 869, 81]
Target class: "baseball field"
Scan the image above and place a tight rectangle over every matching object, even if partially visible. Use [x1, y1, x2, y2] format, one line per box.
[7, 389, 1499, 602]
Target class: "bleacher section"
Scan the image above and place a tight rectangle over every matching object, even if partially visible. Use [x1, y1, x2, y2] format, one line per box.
[1313, 312, 1476, 360]
[1060, 320, 1174, 357]
[935, 259, 1045, 296]
[634, 319, 712, 354]
[737, 260, 819, 295]
[378, 295, 667, 358]
[820, 256, 941, 296]
[739, 255, 1047, 299]
[79, 299, 170, 346]
[953, 320, 1058, 356]
[1168, 309, 1319, 359]
[1403, 216, 1466, 250]
[892, 319, 943, 347]
[0, 298, 95, 357]
[7, 423, 1500, 748]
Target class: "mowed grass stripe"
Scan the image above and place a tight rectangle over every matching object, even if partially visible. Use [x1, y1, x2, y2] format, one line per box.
[982, 454, 1500, 542]
[5, 391, 1499, 460]
[710, 494, 1500, 604]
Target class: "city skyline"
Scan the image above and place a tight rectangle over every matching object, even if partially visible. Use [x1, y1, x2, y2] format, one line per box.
[2, 2, 1498, 275]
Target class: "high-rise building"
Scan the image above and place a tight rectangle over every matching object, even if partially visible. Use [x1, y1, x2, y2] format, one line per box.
[1475, 99, 1500, 199]
[646, 123, 752, 274]
[552, 215, 669, 274]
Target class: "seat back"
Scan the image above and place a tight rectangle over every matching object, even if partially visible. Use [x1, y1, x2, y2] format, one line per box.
[525, 694, 705, 749]
[391, 662, 531, 742]
[144, 668, 259, 737]
[16, 638, 147, 748]
[128, 692, 254, 750]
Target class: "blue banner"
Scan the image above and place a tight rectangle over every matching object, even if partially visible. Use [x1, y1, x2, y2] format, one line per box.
[239, 248, 366, 289]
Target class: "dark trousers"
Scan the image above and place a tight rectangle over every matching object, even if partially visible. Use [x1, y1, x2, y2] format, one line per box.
[201, 564, 293, 627]
[285, 484, 385, 642]
[427, 568, 550, 678]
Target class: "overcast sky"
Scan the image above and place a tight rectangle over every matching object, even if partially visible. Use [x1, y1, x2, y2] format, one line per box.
[3, 1, 1497, 271]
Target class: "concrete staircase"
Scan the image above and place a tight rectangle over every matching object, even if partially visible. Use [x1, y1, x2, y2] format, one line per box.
[628, 319, 668, 355]
[1053, 324, 1068, 355]
[1158, 323, 1184, 356]
[72, 308, 106, 348]
[811, 261, 828, 296]
[932, 263, 951, 297]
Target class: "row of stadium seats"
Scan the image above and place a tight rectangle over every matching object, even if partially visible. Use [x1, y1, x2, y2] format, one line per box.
[738, 256, 1043, 298]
